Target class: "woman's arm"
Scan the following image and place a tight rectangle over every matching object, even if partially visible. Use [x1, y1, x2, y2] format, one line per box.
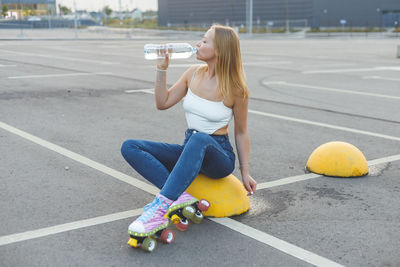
[154, 52, 197, 110]
[233, 95, 257, 195]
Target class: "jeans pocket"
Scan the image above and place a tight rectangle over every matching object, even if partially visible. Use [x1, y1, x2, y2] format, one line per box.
[218, 137, 233, 153]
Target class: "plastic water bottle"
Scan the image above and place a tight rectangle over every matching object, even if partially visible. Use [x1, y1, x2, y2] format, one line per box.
[144, 43, 197, 60]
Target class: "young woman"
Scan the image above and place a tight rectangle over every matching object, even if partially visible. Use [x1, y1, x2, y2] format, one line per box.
[121, 25, 257, 237]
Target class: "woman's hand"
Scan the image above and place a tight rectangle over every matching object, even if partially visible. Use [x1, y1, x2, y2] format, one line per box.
[156, 45, 172, 70]
[242, 173, 257, 196]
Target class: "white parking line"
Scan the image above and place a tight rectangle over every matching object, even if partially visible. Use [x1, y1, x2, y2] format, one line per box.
[363, 76, 400, 82]
[0, 49, 120, 65]
[45, 46, 138, 58]
[210, 217, 344, 267]
[0, 64, 16, 67]
[143, 64, 193, 68]
[0, 121, 159, 196]
[302, 63, 358, 68]
[244, 61, 292, 66]
[303, 66, 400, 74]
[262, 81, 400, 100]
[8, 72, 112, 79]
[367, 154, 400, 166]
[257, 173, 321, 190]
[248, 110, 400, 142]
[257, 153, 400, 190]
[143, 61, 293, 69]
[125, 89, 155, 94]
[0, 209, 142, 247]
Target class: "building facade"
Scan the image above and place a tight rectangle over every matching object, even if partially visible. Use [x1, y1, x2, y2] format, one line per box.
[158, 0, 400, 28]
[1, 0, 56, 18]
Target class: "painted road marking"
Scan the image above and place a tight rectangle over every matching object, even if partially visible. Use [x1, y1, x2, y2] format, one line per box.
[0, 64, 16, 67]
[0, 121, 159, 195]
[303, 66, 400, 74]
[0, 49, 120, 65]
[262, 81, 400, 100]
[124, 89, 155, 94]
[257, 173, 321, 190]
[45, 46, 139, 58]
[210, 217, 344, 267]
[8, 72, 112, 79]
[0, 209, 142, 246]
[124, 88, 400, 142]
[367, 154, 400, 166]
[144, 64, 192, 68]
[248, 110, 400, 142]
[244, 61, 292, 66]
[257, 153, 400, 190]
[363, 76, 400, 82]
[302, 63, 358, 68]
[143, 61, 293, 69]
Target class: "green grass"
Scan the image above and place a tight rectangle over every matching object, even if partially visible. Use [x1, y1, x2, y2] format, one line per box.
[104, 18, 394, 34]
[103, 18, 302, 33]
[308, 27, 387, 33]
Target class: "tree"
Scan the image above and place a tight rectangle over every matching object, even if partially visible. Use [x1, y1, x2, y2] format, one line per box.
[103, 5, 112, 17]
[2, 5, 8, 17]
[58, 5, 71, 15]
[103, 5, 112, 26]
[23, 6, 35, 16]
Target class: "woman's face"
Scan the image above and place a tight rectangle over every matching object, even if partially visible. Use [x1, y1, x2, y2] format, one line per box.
[196, 29, 216, 62]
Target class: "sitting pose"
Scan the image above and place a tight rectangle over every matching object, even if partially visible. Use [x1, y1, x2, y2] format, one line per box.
[121, 25, 257, 236]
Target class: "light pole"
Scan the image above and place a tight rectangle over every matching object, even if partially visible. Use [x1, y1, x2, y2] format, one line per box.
[285, 0, 289, 33]
[246, 0, 253, 36]
[18, 0, 23, 37]
[47, 0, 52, 29]
[376, 8, 381, 31]
[73, 0, 77, 39]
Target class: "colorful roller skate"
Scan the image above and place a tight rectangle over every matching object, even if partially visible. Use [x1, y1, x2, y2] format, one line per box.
[167, 191, 210, 231]
[127, 194, 175, 252]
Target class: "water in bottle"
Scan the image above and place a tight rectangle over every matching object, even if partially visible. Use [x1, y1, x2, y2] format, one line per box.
[144, 43, 197, 60]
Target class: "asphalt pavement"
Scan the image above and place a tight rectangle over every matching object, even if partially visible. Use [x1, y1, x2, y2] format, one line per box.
[0, 29, 399, 266]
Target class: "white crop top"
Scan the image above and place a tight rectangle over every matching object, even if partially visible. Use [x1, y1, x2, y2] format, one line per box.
[183, 87, 233, 134]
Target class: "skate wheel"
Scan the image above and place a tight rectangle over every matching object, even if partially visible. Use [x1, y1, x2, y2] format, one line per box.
[160, 230, 175, 244]
[197, 199, 210, 212]
[176, 218, 189, 231]
[171, 214, 181, 224]
[191, 210, 204, 224]
[182, 206, 195, 219]
[142, 237, 156, 252]
[127, 238, 139, 248]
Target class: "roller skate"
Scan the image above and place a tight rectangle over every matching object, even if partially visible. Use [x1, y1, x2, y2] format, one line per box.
[127, 194, 175, 252]
[167, 192, 210, 231]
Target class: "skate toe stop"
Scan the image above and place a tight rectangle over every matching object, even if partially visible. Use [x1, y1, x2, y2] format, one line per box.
[128, 221, 145, 233]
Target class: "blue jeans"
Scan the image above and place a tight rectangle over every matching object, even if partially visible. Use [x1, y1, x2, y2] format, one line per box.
[121, 129, 236, 200]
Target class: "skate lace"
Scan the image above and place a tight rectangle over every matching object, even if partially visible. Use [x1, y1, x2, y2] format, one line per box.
[140, 197, 169, 223]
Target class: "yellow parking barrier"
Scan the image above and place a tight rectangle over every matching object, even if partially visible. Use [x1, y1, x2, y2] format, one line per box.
[186, 173, 250, 217]
[306, 141, 369, 177]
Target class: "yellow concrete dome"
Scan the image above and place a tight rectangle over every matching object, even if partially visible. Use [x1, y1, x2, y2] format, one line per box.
[306, 141, 369, 177]
[186, 173, 250, 217]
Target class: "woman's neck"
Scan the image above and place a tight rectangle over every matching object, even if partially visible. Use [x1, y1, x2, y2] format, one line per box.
[205, 59, 216, 80]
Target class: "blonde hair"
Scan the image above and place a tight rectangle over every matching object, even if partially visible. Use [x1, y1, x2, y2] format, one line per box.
[198, 25, 249, 99]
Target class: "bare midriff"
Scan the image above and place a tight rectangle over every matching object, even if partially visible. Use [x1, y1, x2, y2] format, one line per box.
[212, 124, 229, 135]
